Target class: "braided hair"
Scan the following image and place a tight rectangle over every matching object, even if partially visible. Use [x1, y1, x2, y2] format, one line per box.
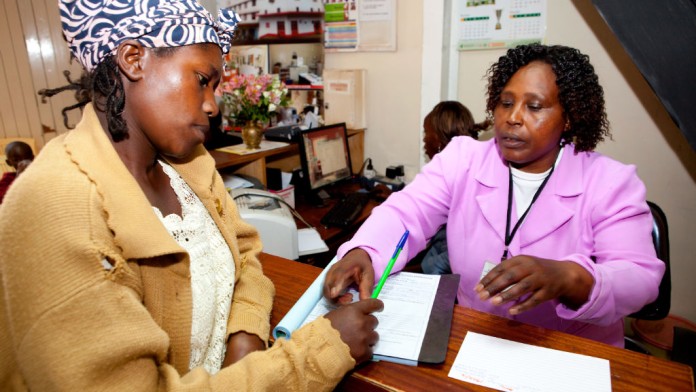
[38, 47, 176, 142]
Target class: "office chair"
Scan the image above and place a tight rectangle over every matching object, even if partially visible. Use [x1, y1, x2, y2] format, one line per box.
[624, 201, 671, 354]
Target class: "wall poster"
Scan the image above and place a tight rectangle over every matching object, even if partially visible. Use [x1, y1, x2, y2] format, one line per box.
[323, 0, 396, 52]
[457, 0, 547, 51]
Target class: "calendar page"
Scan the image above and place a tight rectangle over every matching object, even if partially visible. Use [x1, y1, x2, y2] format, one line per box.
[457, 0, 547, 51]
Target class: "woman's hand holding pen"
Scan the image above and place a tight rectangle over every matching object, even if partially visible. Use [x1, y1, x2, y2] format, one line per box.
[322, 249, 383, 364]
[324, 248, 375, 303]
[324, 299, 383, 364]
[474, 255, 594, 315]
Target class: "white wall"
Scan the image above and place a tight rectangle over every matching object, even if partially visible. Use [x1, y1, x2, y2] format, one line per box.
[324, 0, 424, 180]
[327, 0, 696, 323]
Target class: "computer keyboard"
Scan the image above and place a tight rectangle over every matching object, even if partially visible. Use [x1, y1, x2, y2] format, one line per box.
[320, 192, 370, 228]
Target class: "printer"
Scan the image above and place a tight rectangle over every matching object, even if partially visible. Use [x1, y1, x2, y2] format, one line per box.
[232, 188, 299, 260]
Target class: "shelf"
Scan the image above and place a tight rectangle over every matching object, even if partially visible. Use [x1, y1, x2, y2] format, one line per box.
[232, 35, 322, 46]
[286, 84, 323, 90]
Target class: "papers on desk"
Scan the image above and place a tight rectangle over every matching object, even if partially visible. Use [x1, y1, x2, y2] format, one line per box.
[215, 140, 289, 155]
[448, 332, 611, 392]
[273, 256, 460, 366]
[297, 228, 328, 256]
[220, 173, 254, 190]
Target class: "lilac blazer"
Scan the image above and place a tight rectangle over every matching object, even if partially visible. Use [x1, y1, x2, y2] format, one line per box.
[338, 137, 664, 346]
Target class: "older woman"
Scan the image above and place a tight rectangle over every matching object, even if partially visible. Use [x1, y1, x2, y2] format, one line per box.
[0, 1, 381, 391]
[324, 44, 663, 347]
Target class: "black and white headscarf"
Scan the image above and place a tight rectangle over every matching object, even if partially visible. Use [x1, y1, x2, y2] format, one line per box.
[60, 0, 239, 71]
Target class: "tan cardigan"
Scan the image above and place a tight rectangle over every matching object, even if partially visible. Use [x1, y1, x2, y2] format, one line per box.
[0, 105, 354, 391]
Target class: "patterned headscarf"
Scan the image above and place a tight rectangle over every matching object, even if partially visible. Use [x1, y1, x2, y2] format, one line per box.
[60, 0, 240, 72]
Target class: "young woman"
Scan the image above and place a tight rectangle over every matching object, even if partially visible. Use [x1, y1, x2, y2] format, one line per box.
[324, 44, 664, 347]
[0, 1, 380, 390]
[422, 100, 489, 160]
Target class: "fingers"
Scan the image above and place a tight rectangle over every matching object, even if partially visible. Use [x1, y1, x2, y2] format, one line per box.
[324, 249, 374, 301]
[474, 256, 550, 315]
[489, 276, 535, 307]
[508, 289, 546, 315]
[475, 256, 587, 315]
[325, 298, 383, 364]
[475, 260, 525, 300]
[354, 297, 384, 314]
[323, 263, 350, 300]
[357, 271, 376, 301]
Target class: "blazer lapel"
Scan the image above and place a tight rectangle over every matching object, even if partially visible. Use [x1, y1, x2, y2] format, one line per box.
[515, 145, 582, 249]
[475, 143, 509, 244]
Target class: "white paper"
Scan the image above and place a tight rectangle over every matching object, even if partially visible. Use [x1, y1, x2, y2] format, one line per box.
[300, 272, 441, 363]
[359, 0, 393, 22]
[297, 228, 329, 256]
[281, 171, 293, 189]
[215, 140, 289, 155]
[221, 174, 254, 190]
[448, 332, 611, 392]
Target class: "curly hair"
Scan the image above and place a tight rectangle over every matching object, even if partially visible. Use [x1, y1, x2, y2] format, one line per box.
[485, 43, 610, 152]
[38, 47, 176, 142]
[425, 101, 491, 147]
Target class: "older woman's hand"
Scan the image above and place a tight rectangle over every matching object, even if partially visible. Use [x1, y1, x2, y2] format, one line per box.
[324, 248, 375, 303]
[474, 256, 594, 315]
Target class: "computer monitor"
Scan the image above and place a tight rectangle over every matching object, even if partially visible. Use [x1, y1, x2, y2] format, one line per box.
[297, 123, 353, 203]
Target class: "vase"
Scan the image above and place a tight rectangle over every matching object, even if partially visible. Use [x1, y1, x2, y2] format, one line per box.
[241, 120, 264, 149]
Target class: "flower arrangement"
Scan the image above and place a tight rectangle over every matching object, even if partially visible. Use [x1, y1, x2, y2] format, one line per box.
[217, 73, 290, 126]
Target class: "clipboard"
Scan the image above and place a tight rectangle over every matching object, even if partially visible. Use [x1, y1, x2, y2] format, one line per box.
[273, 255, 461, 366]
[373, 274, 460, 365]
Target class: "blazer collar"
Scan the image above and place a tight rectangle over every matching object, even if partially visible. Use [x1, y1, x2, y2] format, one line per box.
[64, 104, 217, 260]
[474, 141, 583, 250]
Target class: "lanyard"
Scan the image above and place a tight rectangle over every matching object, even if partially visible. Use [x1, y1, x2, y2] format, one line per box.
[501, 164, 555, 261]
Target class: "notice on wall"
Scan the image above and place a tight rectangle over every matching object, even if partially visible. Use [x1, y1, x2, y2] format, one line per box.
[323, 0, 396, 52]
[324, 1, 359, 50]
[457, 0, 547, 51]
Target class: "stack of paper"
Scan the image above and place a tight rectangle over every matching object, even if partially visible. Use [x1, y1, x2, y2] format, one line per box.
[297, 228, 328, 256]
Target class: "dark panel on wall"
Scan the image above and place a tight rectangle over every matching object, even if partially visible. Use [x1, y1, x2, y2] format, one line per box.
[592, 0, 696, 151]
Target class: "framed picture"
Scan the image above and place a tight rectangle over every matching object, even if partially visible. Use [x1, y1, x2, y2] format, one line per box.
[223, 44, 269, 79]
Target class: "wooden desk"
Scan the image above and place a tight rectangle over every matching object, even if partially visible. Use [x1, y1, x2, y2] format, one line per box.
[211, 128, 365, 187]
[260, 253, 695, 392]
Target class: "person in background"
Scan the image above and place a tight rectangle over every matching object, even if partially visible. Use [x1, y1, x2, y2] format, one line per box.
[0, 1, 381, 391]
[323, 43, 664, 347]
[422, 101, 490, 160]
[0, 141, 34, 204]
[418, 101, 490, 274]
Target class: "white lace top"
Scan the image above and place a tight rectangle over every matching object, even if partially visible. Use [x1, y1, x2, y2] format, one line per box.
[153, 161, 235, 374]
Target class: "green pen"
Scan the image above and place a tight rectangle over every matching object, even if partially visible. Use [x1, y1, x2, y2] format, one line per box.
[372, 230, 410, 298]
